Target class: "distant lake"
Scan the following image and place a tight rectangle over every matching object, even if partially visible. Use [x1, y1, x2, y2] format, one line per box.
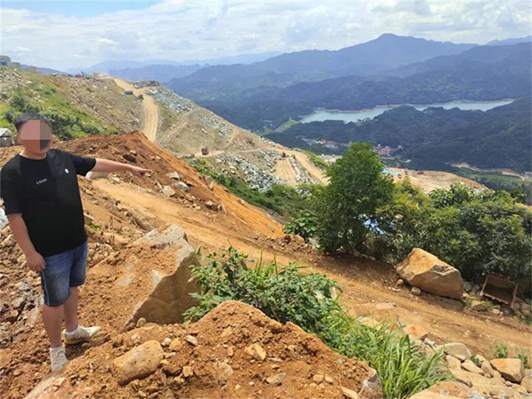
[300, 99, 515, 124]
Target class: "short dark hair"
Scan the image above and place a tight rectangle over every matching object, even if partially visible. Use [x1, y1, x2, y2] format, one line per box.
[14, 112, 50, 131]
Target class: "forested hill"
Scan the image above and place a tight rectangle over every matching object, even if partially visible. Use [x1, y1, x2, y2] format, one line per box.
[267, 97, 532, 172]
[182, 43, 531, 131]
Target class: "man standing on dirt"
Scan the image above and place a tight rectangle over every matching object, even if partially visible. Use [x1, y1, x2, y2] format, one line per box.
[0, 113, 149, 372]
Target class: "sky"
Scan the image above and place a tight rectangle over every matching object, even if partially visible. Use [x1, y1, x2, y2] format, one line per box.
[1, 0, 531, 71]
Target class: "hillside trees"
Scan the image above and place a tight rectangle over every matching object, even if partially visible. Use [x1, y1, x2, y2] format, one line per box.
[292, 145, 532, 291]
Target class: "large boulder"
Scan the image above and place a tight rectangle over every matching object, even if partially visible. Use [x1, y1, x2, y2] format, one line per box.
[127, 224, 200, 326]
[78, 224, 199, 333]
[489, 358, 524, 383]
[396, 248, 464, 299]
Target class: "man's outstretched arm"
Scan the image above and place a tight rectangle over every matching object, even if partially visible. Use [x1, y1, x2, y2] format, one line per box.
[91, 158, 150, 176]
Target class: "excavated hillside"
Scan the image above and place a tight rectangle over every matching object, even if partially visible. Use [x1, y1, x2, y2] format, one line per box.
[1, 134, 531, 399]
[116, 78, 327, 189]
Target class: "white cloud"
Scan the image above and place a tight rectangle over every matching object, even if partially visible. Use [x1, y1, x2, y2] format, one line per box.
[0, 0, 530, 70]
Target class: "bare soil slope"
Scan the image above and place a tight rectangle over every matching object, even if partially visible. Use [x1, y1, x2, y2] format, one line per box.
[0, 133, 530, 399]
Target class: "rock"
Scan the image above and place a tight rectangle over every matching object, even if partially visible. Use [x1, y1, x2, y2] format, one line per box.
[125, 225, 199, 327]
[409, 381, 475, 398]
[123, 153, 137, 163]
[521, 374, 532, 393]
[161, 337, 171, 347]
[403, 324, 429, 340]
[462, 359, 482, 374]
[112, 340, 164, 385]
[312, 374, 324, 384]
[340, 386, 360, 399]
[441, 343, 471, 361]
[450, 368, 517, 397]
[266, 372, 286, 385]
[411, 287, 422, 296]
[325, 375, 334, 384]
[169, 338, 182, 352]
[446, 355, 462, 369]
[213, 361, 233, 384]
[245, 343, 267, 361]
[480, 360, 496, 378]
[175, 181, 190, 192]
[490, 308, 502, 316]
[136, 317, 147, 328]
[396, 278, 405, 287]
[182, 365, 193, 378]
[185, 335, 198, 346]
[205, 200, 218, 211]
[161, 186, 176, 197]
[396, 248, 464, 299]
[489, 358, 524, 383]
[166, 172, 181, 180]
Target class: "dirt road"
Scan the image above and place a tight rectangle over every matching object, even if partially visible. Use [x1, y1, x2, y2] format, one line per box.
[113, 78, 159, 142]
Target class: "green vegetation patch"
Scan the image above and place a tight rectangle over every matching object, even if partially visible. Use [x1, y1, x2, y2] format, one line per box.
[1, 69, 116, 139]
[186, 248, 448, 399]
[188, 158, 312, 218]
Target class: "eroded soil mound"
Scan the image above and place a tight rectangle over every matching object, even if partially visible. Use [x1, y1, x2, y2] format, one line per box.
[28, 301, 381, 399]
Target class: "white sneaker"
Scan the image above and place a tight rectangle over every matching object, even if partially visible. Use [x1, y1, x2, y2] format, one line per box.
[63, 325, 101, 345]
[50, 345, 68, 372]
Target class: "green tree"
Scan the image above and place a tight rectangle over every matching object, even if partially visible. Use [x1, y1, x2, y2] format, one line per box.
[373, 178, 428, 261]
[314, 143, 393, 253]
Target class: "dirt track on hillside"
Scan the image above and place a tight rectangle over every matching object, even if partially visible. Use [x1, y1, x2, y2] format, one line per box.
[113, 78, 159, 142]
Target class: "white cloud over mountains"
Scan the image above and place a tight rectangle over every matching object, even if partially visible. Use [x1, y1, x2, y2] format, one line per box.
[0, 0, 530, 70]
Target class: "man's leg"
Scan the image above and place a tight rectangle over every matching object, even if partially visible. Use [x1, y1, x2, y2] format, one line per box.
[63, 287, 79, 332]
[42, 304, 64, 348]
[63, 242, 101, 344]
[40, 251, 72, 372]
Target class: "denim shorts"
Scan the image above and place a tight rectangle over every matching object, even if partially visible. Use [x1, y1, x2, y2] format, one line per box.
[40, 241, 88, 307]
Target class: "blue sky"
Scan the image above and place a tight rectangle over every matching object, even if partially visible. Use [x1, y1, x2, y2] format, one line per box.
[2, 0, 159, 17]
[1, 0, 530, 70]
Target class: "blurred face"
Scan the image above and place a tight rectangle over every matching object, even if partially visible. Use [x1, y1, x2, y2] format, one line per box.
[17, 120, 54, 156]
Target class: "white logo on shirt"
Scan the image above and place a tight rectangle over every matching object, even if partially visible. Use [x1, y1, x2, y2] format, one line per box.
[36, 178, 48, 185]
[65, 168, 70, 174]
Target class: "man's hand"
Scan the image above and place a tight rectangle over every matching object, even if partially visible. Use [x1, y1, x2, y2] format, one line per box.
[127, 164, 150, 176]
[25, 250, 46, 272]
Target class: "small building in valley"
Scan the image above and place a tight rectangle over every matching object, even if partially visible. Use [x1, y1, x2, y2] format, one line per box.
[0, 128, 14, 147]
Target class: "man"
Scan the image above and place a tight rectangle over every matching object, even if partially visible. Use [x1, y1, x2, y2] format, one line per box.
[0, 113, 149, 372]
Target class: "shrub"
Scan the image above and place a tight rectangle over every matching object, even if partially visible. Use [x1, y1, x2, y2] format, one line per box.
[492, 343, 509, 359]
[283, 210, 318, 242]
[186, 247, 448, 398]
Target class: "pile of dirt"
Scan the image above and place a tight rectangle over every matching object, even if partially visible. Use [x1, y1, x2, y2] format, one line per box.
[27, 301, 381, 399]
[61, 132, 224, 210]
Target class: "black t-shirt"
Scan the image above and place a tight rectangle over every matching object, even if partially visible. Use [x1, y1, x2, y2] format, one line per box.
[0, 149, 96, 256]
